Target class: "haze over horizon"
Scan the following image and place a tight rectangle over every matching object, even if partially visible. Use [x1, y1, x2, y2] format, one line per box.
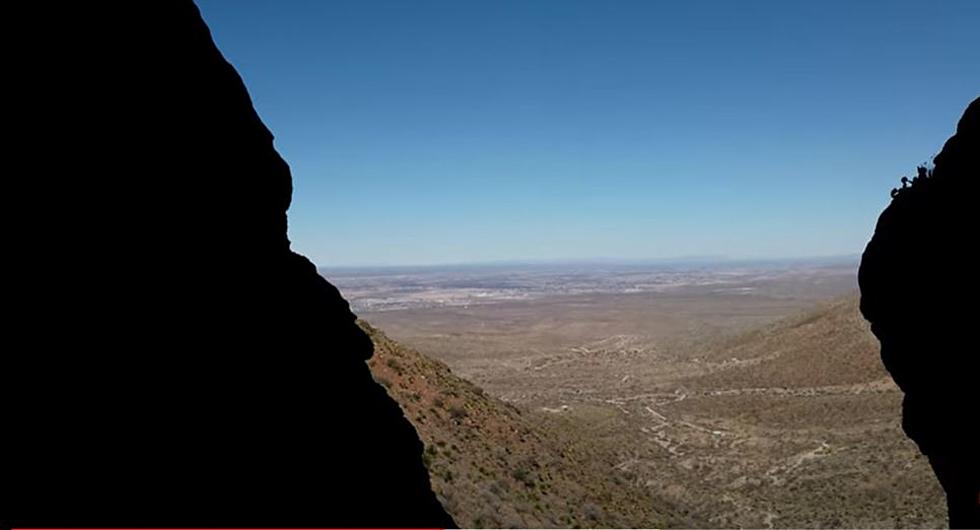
[199, 0, 979, 267]
[317, 253, 860, 271]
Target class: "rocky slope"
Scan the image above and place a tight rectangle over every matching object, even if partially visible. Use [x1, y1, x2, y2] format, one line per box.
[363, 321, 687, 528]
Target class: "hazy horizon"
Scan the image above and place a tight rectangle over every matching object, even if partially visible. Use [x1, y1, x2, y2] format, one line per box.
[317, 252, 860, 271]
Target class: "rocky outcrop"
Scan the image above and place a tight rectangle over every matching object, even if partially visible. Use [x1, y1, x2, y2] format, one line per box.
[7, 2, 454, 527]
[859, 98, 978, 528]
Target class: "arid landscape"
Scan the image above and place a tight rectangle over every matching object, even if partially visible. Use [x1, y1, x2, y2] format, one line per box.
[332, 259, 947, 528]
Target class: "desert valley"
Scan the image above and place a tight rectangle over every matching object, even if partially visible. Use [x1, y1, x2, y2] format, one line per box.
[327, 259, 946, 528]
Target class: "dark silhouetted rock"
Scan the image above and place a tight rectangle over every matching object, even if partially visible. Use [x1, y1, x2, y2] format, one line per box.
[7, 2, 455, 527]
[859, 98, 979, 529]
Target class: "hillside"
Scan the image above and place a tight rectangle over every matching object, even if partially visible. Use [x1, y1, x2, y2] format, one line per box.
[685, 296, 888, 389]
[656, 296, 946, 527]
[363, 294, 947, 528]
[362, 321, 687, 528]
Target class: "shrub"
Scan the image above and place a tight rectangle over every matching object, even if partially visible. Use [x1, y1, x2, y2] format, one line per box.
[512, 467, 535, 487]
[449, 405, 468, 420]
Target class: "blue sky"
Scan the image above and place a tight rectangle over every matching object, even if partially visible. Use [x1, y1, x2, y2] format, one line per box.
[198, 1, 978, 267]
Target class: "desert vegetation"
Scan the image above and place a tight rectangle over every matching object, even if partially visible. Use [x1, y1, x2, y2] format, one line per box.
[358, 263, 945, 527]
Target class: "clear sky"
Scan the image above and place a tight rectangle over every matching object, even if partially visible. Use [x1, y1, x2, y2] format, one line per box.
[197, 1, 978, 267]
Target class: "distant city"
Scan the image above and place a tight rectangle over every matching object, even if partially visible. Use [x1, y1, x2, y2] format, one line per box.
[324, 256, 859, 312]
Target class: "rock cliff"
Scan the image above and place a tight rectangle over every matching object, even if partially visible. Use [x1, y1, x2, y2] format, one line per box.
[859, 97, 978, 527]
[7, 2, 455, 527]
